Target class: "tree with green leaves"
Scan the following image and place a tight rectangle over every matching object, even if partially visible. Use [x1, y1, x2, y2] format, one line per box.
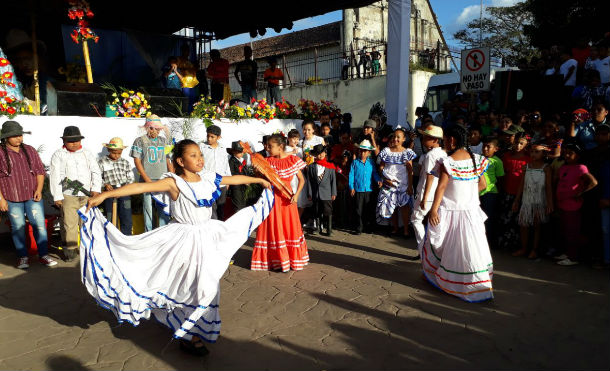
[453, 1, 537, 66]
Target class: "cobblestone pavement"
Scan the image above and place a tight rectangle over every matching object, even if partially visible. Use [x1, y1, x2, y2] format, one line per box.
[0, 229, 608, 370]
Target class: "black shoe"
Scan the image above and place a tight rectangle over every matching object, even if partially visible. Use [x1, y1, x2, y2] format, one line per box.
[179, 339, 210, 356]
[63, 249, 76, 262]
[326, 216, 333, 237]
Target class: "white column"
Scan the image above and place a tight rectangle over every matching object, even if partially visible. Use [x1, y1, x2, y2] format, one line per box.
[385, 0, 411, 128]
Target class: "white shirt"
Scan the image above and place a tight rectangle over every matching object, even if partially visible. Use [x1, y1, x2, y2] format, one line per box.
[50, 147, 102, 201]
[199, 143, 231, 187]
[316, 164, 325, 177]
[559, 59, 578, 86]
[416, 146, 447, 203]
[594, 56, 610, 84]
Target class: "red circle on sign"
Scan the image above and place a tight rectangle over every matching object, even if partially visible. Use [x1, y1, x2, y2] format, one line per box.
[466, 50, 485, 72]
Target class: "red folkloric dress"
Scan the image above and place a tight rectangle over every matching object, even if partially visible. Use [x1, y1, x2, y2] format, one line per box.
[251, 155, 309, 272]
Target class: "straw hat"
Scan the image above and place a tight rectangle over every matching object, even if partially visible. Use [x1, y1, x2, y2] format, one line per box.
[417, 125, 443, 139]
[357, 139, 375, 151]
[5, 29, 47, 53]
[103, 137, 127, 150]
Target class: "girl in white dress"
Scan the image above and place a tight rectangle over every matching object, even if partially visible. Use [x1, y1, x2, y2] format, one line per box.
[376, 129, 417, 236]
[512, 143, 553, 259]
[298, 120, 325, 221]
[82, 139, 272, 356]
[421, 125, 493, 302]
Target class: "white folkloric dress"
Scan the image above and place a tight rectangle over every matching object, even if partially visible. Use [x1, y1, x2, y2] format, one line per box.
[420, 154, 494, 303]
[78, 172, 274, 342]
[376, 147, 417, 222]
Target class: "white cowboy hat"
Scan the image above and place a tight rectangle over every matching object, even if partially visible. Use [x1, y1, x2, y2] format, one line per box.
[417, 125, 443, 139]
[357, 139, 375, 151]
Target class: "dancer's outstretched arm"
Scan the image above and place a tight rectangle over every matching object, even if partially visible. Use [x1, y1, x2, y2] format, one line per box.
[220, 175, 270, 189]
[86, 178, 179, 212]
[427, 169, 449, 227]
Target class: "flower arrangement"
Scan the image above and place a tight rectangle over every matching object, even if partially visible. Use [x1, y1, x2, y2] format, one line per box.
[67, 0, 99, 44]
[274, 98, 298, 119]
[320, 99, 341, 119]
[298, 99, 320, 120]
[0, 56, 33, 118]
[109, 89, 151, 118]
[251, 98, 276, 122]
[191, 97, 225, 126]
[305, 76, 323, 86]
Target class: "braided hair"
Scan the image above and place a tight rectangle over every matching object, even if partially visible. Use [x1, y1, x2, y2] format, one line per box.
[1, 139, 33, 176]
[445, 125, 478, 176]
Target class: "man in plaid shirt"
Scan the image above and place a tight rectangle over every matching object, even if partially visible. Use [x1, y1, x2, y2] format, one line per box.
[99, 137, 135, 235]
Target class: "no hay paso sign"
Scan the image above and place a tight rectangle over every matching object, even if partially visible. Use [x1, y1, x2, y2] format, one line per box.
[460, 47, 490, 92]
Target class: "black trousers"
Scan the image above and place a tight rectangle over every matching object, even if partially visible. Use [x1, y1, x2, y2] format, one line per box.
[354, 191, 374, 232]
[313, 199, 333, 218]
[212, 188, 228, 220]
[210, 82, 224, 103]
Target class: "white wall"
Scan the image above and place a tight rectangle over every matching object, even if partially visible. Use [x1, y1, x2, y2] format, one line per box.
[271, 70, 434, 128]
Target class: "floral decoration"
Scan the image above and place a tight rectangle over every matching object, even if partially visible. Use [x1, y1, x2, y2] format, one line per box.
[0, 56, 33, 118]
[67, 0, 100, 44]
[298, 99, 320, 121]
[274, 98, 298, 119]
[109, 89, 151, 118]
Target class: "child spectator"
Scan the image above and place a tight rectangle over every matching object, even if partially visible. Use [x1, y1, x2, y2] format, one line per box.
[498, 131, 530, 251]
[539, 118, 563, 160]
[161, 56, 182, 90]
[50, 126, 102, 261]
[130, 115, 173, 232]
[200, 125, 231, 220]
[479, 137, 505, 249]
[320, 122, 333, 149]
[469, 125, 483, 154]
[330, 115, 342, 144]
[227, 141, 248, 212]
[349, 140, 382, 235]
[258, 135, 271, 157]
[411, 124, 446, 248]
[376, 129, 417, 237]
[99, 137, 134, 235]
[512, 143, 553, 259]
[555, 142, 598, 266]
[299, 120, 325, 225]
[285, 129, 303, 158]
[0, 121, 57, 269]
[306, 144, 337, 236]
[330, 130, 354, 229]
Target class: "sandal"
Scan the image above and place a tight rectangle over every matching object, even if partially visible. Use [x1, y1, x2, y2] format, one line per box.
[179, 338, 210, 356]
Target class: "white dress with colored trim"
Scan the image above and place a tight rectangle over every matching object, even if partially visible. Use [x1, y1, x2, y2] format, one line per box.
[376, 147, 417, 222]
[78, 171, 274, 342]
[420, 154, 494, 303]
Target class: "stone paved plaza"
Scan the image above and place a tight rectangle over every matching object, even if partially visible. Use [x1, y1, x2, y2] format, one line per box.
[0, 230, 608, 370]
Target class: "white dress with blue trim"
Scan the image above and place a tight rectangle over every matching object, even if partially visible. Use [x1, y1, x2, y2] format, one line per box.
[420, 154, 494, 303]
[78, 171, 274, 342]
[376, 147, 417, 222]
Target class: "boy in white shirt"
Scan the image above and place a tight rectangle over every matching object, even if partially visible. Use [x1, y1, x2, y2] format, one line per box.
[200, 125, 231, 220]
[50, 126, 102, 261]
[411, 124, 446, 251]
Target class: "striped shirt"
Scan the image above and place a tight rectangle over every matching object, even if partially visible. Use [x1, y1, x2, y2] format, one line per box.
[0, 144, 46, 202]
[98, 156, 135, 188]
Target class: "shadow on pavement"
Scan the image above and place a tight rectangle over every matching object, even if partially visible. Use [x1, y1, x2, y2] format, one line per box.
[46, 355, 92, 370]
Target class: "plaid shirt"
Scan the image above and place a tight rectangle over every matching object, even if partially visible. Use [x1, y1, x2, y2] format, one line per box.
[98, 156, 135, 188]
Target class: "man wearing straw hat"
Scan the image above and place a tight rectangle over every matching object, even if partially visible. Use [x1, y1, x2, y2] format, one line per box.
[411, 123, 446, 250]
[99, 137, 135, 235]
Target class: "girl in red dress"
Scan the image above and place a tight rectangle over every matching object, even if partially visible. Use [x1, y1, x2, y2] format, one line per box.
[251, 134, 309, 272]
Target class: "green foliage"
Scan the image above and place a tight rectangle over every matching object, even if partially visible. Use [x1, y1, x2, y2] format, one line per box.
[524, 0, 607, 48]
[453, 1, 537, 66]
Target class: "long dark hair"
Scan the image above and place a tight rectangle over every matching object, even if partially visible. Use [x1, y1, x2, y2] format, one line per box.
[268, 133, 287, 148]
[171, 139, 198, 176]
[445, 125, 478, 175]
[1, 139, 33, 175]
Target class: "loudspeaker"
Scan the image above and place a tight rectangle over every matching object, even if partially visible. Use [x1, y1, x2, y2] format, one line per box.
[47, 81, 107, 116]
[140, 87, 188, 117]
[493, 71, 563, 113]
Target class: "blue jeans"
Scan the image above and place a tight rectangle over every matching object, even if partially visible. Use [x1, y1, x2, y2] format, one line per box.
[241, 86, 257, 103]
[7, 200, 48, 258]
[266, 85, 280, 104]
[602, 208, 610, 263]
[104, 196, 133, 235]
[143, 192, 169, 232]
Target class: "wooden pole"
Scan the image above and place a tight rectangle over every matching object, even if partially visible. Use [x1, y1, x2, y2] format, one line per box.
[314, 47, 318, 80]
[82, 40, 93, 83]
[283, 54, 292, 86]
[30, 14, 41, 115]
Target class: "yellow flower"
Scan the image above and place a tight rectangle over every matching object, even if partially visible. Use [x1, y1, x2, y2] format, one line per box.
[129, 90, 134, 94]
[121, 92, 129, 98]
[134, 99, 141, 105]
[112, 93, 117, 97]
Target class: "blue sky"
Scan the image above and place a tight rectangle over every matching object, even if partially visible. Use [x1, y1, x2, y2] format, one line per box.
[211, 0, 522, 50]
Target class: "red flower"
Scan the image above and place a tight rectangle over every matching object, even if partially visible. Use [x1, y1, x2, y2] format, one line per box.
[76, 9, 84, 18]
[6, 83, 16, 88]
[2, 72, 14, 80]
[0, 91, 6, 98]
[86, 10, 94, 18]
[5, 96, 15, 103]
[0, 58, 9, 67]
[6, 107, 16, 115]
